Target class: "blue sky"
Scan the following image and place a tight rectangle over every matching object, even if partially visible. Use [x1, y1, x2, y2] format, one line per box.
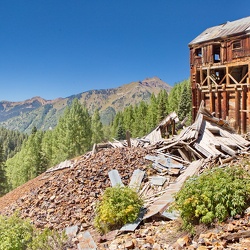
[0, 0, 249, 102]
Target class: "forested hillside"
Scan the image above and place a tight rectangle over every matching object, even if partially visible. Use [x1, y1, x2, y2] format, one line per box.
[0, 127, 27, 161]
[0, 79, 191, 196]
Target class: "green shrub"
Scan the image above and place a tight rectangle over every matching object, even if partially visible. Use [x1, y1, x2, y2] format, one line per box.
[0, 213, 34, 250]
[174, 166, 250, 231]
[94, 185, 143, 233]
[0, 213, 67, 250]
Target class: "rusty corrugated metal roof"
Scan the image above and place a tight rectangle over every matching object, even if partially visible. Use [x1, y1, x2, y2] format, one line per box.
[189, 16, 250, 46]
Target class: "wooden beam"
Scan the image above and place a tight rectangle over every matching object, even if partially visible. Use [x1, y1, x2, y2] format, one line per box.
[216, 91, 221, 118]
[242, 86, 247, 133]
[221, 84, 227, 120]
[235, 89, 240, 132]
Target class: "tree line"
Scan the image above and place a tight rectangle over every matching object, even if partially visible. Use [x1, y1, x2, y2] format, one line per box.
[0, 79, 191, 195]
[111, 79, 191, 139]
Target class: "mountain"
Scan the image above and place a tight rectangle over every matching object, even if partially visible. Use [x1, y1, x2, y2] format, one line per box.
[0, 77, 171, 133]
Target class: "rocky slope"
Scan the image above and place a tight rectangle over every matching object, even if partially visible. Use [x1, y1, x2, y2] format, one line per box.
[0, 76, 171, 133]
[1, 145, 250, 249]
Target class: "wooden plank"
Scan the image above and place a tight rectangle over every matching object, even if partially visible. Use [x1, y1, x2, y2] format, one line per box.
[220, 144, 236, 156]
[129, 169, 145, 192]
[220, 230, 250, 241]
[177, 149, 191, 162]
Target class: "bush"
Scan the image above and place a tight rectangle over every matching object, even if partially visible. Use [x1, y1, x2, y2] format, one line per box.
[94, 185, 143, 233]
[0, 213, 67, 250]
[174, 166, 250, 231]
[0, 213, 34, 250]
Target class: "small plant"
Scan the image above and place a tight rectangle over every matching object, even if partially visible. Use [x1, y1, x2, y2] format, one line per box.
[173, 166, 250, 231]
[94, 185, 143, 233]
[28, 228, 68, 250]
[0, 213, 68, 250]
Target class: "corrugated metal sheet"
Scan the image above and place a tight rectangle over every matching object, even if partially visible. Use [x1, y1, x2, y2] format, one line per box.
[189, 16, 250, 45]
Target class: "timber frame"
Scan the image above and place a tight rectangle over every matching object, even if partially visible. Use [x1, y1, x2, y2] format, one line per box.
[189, 16, 250, 133]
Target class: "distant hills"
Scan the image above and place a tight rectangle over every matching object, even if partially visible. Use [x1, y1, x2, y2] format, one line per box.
[0, 77, 172, 133]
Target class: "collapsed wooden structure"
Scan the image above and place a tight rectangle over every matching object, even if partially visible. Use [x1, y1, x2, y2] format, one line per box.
[189, 16, 250, 133]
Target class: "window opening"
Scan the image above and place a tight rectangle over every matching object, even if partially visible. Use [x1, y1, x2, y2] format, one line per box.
[213, 44, 221, 63]
[232, 41, 242, 50]
[195, 48, 202, 57]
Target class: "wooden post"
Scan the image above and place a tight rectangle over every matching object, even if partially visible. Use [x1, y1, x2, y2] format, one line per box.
[242, 86, 247, 133]
[208, 68, 215, 113]
[126, 131, 131, 147]
[171, 119, 176, 136]
[221, 84, 227, 120]
[216, 91, 221, 118]
[192, 88, 197, 122]
[235, 88, 240, 132]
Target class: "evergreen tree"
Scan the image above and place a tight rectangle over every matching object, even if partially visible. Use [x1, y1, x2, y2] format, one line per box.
[168, 82, 182, 113]
[122, 105, 134, 133]
[146, 93, 158, 132]
[51, 98, 92, 165]
[0, 127, 27, 161]
[0, 144, 7, 196]
[116, 122, 126, 140]
[5, 130, 47, 189]
[91, 109, 104, 145]
[111, 111, 123, 138]
[178, 79, 192, 123]
[132, 102, 148, 137]
[156, 90, 169, 123]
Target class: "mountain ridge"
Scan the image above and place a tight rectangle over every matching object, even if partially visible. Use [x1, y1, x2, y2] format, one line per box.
[0, 76, 172, 133]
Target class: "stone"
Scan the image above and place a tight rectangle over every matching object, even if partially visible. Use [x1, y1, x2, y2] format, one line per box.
[65, 225, 79, 237]
[124, 240, 134, 249]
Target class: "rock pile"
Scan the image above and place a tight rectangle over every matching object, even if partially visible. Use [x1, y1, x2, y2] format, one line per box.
[0, 147, 152, 233]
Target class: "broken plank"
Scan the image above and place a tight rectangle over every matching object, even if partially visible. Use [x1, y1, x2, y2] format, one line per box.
[143, 159, 204, 220]
[220, 230, 250, 241]
[177, 148, 191, 163]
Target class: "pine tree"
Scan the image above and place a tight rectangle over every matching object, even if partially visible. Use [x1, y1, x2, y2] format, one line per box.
[91, 109, 104, 145]
[0, 144, 7, 196]
[168, 82, 182, 113]
[116, 122, 126, 140]
[146, 93, 158, 132]
[177, 79, 192, 123]
[51, 98, 92, 165]
[157, 90, 169, 123]
[111, 111, 123, 138]
[5, 130, 47, 189]
[132, 101, 148, 137]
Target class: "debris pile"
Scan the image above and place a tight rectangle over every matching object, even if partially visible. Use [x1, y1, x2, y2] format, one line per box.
[0, 103, 250, 249]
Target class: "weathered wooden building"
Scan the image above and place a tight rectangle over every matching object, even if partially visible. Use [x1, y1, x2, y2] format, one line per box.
[189, 16, 250, 133]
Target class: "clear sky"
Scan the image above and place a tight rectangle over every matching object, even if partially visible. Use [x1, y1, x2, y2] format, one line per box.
[0, 0, 249, 102]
